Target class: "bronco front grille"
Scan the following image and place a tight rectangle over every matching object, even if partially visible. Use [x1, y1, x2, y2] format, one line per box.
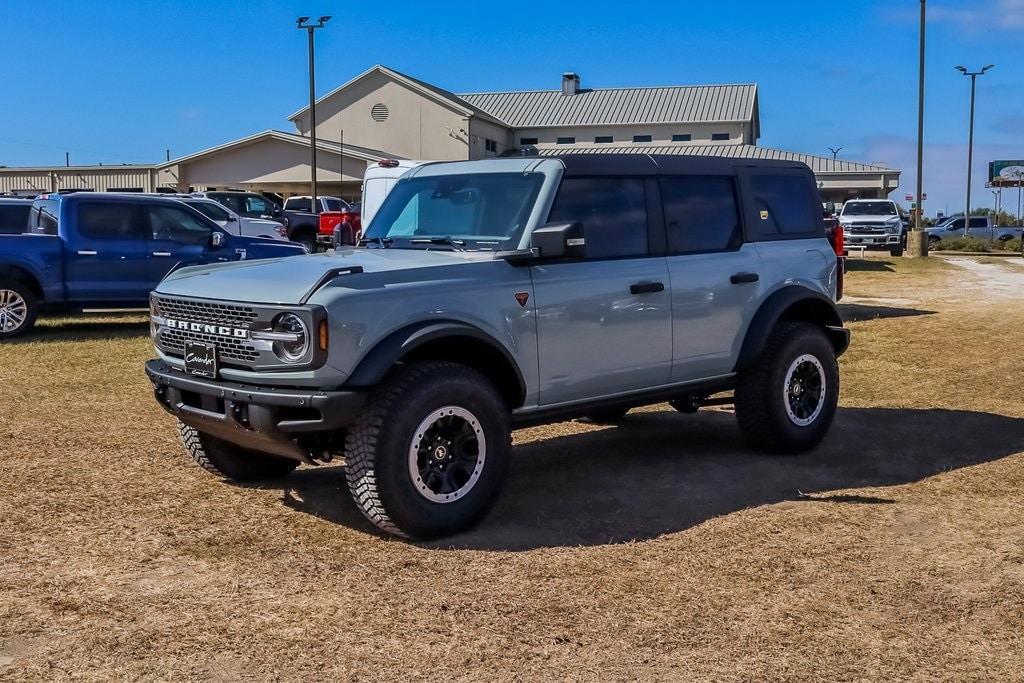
[158, 328, 260, 363]
[153, 297, 257, 327]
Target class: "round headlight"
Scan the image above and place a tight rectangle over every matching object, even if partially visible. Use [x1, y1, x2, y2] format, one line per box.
[272, 313, 309, 362]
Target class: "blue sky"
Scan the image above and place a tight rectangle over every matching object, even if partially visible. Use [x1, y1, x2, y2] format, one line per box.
[1, 0, 1022, 214]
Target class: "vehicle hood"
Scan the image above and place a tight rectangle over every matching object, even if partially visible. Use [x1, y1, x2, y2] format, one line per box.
[156, 248, 488, 304]
[839, 213, 900, 223]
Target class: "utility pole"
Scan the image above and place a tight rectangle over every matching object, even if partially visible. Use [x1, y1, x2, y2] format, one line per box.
[827, 146, 843, 160]
[908, 0, 929, 256]
[65, 152, 70, 167]
[955, 64, 994, 235]
[297, 15, 331, 214]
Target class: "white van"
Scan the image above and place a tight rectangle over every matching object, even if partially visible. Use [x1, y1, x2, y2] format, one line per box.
[361, 160, 426, 228]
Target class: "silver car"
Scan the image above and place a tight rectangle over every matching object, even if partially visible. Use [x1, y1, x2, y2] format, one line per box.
[176, 197, 289, 242]
[145, 155, 849, 540]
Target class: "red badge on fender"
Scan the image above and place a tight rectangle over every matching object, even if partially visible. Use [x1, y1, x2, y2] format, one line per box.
[514, 292, 529, 307]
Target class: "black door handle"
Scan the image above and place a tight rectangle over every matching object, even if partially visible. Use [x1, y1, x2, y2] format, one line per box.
[730, 272, 760, 284]
[630, 281, 665, 294]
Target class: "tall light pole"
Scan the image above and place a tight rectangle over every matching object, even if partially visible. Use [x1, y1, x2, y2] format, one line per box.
[908, 0, 928, 256]
[827, 146, 843, 160]
[297, 15, 331, 214]
[955, 63, 994, 234]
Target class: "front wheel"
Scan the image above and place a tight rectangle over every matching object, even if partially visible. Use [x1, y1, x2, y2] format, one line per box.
[890, 247, 904, 257]
[734, 322, 839, 453]
[0, 281, 38, 340]
[345, 361, 511, 540]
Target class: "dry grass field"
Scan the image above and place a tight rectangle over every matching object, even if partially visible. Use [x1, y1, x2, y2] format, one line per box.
[2, 255, 1023, 680]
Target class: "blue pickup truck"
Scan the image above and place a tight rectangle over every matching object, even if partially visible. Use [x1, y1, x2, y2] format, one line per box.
[0, 192, 307, 338]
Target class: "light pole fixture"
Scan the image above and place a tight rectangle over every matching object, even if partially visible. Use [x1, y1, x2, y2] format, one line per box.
[297, 15, 331, 214]
[955, 63, 994, 234]
[827, 146, 843, 160]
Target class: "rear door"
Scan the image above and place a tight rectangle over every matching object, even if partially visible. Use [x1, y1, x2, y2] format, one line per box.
[145, 203, 225, 285]
[64, 200, 151, 302]
[530, 176, 672, 405]
[967, 217, 993, 240]
[661, 174, 764, 382]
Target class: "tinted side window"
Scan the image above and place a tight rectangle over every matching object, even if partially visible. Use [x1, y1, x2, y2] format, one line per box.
[969, 218, 987, 228]
[548, 177, 648, 258]
[77, 202, 143, 240]
[286, 198, 312, 212]
[29, 199, 60, 235]
[245, 196, 272, 215]
[213, 194, 245, 214]
[749, 174, 819, 237]
[661, 176, 741, 253]
[324, 198, 345, 212]
[0, 205, 31, 234]
[147, 205, 212, 245]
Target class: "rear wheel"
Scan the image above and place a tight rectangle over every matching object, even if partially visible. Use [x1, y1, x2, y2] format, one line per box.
[734, 322, 839, 453]
[345, 361, 511, 539]
[0, 281, 38, 340]
[177, 421, 299, 481]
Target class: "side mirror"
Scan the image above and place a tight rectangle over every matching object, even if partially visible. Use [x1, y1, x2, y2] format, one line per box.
[211, 231, 225, 248]
[529, 221, 585, 259]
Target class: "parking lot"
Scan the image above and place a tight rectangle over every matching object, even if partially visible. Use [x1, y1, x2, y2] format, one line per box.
[1, 254, 1023, 680]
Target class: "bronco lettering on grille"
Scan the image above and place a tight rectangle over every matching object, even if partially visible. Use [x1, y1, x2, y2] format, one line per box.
[165, 319, 249, 339]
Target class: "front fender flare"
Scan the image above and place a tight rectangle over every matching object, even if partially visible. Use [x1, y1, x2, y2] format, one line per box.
[346, 320, 527, 398]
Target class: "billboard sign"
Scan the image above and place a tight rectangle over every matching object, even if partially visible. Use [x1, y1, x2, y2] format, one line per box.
[989, 160, 1024, 184]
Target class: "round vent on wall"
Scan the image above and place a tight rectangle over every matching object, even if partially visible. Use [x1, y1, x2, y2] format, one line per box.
[370, 103, 389, 122]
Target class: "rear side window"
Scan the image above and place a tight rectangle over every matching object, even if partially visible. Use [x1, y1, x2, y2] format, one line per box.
[285, 198, 311, 212]
[212, 194, 245, 214]
[660, 176, 741, 253]
[245, 196, 273, 215]
[29, 199, 60, 235]
[324, 198, 346, 212]
[0, 204, 32, 235]
[77, 202, 143, 240]
[147, 205, 213, 245]
[749, 174, 819, 238]
[548, 177, 648, 258]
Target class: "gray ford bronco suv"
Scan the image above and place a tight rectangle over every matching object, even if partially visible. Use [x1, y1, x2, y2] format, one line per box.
[145, 154, 849, 539]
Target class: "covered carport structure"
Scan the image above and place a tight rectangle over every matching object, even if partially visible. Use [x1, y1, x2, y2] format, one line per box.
[156, 130, 398, 202]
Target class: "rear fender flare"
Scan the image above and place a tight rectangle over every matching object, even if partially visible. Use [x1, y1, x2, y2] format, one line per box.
[735, 287, 848, 371]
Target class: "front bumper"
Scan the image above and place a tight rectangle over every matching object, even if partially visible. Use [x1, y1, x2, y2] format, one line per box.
[844, 233, 901, 248]
[145, 360, 365, 462]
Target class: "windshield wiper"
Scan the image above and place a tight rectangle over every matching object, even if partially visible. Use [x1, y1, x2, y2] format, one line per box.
[358, 236, 392, 248]
[409, 236, 467, 251]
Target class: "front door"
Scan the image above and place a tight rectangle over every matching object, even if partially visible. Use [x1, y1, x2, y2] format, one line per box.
[531, 176, 672, 406]
[145, 203, 226, 286]
[64, 201, 151, 302]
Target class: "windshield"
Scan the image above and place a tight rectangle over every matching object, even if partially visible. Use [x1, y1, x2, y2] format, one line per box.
[185, 200, 230, 222]
[841, 201, 897, 216]
[363, 172, 544, 250]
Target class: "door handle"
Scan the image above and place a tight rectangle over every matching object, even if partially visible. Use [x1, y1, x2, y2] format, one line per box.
[630, 281, 665, 295]
[152, 252, 172, 257]
[76, 250, 97, 256]
[730, 272, 760, 284]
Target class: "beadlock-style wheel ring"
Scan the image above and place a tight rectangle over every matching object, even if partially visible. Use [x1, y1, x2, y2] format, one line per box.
[783, 354, 826, 427]
[408, 406, 486, 504]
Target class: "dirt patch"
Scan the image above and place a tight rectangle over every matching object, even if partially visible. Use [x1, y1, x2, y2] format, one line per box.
[0, 262, 1022, 680]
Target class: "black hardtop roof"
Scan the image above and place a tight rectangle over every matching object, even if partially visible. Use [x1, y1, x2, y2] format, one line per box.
[550, 153, 812, 177]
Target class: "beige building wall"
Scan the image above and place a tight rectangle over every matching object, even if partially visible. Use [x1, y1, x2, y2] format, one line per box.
[468, 118, 514, 159]
[0, 167, 158, 194]
[512, 121, 750, 148]
[292, 70, 471, 161]
[171, 138, 368, 191]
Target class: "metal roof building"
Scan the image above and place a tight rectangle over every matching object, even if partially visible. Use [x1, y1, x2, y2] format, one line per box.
[2, 66, 899, 203]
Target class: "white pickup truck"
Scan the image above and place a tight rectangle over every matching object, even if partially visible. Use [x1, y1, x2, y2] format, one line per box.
[926, 215, 1023, 246]
[838, 199, 906, 256]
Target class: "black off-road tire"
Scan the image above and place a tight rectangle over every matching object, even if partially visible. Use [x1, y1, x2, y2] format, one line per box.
[177, 420, 299, 481]
[0, 280, 39, 340]
[344, 361, 511, 540]
[583, 408, 629, 424]
[734, 322, 839, 454]
[890, 247, 904, 257]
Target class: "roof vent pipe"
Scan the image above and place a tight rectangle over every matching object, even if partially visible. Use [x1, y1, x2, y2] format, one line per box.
[561, 72, 580, 96]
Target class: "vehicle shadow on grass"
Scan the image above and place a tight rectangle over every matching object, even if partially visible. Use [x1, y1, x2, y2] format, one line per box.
[845, 259, 895, 272]
[277, 407, 1024, 550]
[839, 303, 936, 322]
[4, 316, 149, 344]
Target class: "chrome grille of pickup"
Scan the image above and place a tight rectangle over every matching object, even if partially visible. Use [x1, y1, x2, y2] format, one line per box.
[153, 296, 259, 365]
[154, 297, 257, 327]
